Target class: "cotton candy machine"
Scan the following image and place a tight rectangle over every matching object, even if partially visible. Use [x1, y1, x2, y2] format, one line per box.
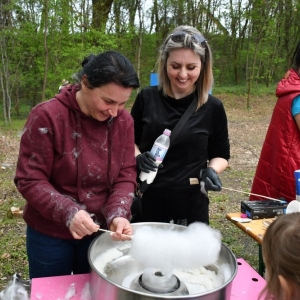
[88, 223, 237, 300]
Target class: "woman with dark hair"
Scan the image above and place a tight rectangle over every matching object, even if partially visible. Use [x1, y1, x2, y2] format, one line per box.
[131, 25, 230, 225]
[250, 42, 300, 202]
[15, 51, 139, 278]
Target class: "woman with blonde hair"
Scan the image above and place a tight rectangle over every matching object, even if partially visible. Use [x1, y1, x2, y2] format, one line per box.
[131, 25, 230, 224]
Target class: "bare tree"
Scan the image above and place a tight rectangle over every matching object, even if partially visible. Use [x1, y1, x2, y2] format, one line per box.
[41, 0, 49, 103]
[0, 1, 12, 125]
[136, 0, 143, 93]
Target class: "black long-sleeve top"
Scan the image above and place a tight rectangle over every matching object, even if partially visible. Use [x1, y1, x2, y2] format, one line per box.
[131, 86, 230, 189]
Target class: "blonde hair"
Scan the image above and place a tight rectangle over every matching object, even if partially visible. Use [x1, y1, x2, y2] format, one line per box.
[259, 213, 300, 300]
[157, 25, 213, 109]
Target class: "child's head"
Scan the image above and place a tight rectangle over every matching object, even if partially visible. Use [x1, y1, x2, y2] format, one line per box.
[260, 213, 300, 300]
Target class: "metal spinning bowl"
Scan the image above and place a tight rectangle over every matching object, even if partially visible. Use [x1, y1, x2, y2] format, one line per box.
[88, 222, 237, 300]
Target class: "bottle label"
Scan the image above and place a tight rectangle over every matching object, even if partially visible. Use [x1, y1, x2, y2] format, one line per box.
[150, 142, 168, 162]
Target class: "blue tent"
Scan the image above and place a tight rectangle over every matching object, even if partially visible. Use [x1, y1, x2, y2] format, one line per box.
[150, 73, 158, 86]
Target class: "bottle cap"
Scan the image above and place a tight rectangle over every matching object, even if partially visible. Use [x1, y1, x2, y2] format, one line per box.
[163, 129, 171, 136]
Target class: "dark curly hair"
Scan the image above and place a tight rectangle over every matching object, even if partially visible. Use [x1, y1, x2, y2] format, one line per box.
[74, 51, 139, 89]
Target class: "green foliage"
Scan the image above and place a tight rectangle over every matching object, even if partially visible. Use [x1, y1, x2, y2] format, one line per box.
[210, 215, 259, 271]
[0, 119, 27, 130]
[213, 83, 276, 96]
[0, 166, 28, 283]
[1, 0, 300, 122]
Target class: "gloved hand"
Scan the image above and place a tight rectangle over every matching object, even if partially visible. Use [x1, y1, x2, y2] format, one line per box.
[199, 167, 222, 196]
[136, 151, 157, 173]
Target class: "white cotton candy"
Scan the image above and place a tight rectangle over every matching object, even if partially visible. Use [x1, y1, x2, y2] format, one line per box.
[173, 267, 223, 291]
[65, 283, 76, 299]
[129, 222, 222, 275]
[0, 279, 29, 300]
[93, 248, 123, 276]
[38, 128, 48, 134]
[80, 282, 91, 300]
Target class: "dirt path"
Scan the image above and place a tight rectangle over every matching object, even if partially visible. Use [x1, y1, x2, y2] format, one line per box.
[208, 94, 275, 270]
[219, 94, 274, 205]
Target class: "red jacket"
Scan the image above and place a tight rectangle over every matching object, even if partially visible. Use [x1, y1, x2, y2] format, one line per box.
[250, 69, 300, 202]
[15, 85, 136, 239]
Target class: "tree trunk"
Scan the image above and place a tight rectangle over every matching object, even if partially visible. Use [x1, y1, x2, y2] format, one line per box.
[92, 0, 114, 31]
[136, 0, 143, 93]
[0, 0, 12, 125]
[41, 0, 49, 103]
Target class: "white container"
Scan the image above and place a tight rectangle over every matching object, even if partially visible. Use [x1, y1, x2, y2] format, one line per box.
[286, 200, 300, 214]
[139, 129, 171, 184]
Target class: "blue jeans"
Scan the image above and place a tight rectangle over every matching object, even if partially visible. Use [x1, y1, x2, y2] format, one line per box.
[26, 226, 95, 279]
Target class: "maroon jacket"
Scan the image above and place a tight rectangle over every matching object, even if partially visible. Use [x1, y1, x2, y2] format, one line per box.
[15, 85, 136, 239]
[250, 69, 300, 202]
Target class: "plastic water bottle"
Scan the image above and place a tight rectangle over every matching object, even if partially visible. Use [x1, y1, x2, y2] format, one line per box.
[139, 129, 171, 184]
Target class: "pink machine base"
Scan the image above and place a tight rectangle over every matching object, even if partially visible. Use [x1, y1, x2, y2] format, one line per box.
[30, 258, 266, 299]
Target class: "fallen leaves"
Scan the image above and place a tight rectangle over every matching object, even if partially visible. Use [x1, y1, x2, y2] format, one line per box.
[10, 207, 23, 217]
[1, 253, 11, 259]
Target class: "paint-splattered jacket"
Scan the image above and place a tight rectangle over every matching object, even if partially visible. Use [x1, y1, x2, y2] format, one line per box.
[14, 84, 136, 239]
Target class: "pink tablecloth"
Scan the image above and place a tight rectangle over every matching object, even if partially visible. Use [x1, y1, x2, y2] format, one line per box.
[230, 258, 266, 299]
[31, 258, 266, 299]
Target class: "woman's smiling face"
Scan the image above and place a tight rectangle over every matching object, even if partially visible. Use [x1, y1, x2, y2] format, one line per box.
[78, 81, 133, 121]
[166, 48, 201, 98]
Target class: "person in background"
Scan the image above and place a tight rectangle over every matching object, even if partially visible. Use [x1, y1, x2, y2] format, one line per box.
[131, 25, 230, 225]
[58, 78, 71, 93]
[250, 41, 300, 202]
[259, 213, 300, 300]
[14, 51, 139, 278]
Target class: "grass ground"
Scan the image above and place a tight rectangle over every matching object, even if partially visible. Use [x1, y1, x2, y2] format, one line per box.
[0, 91, 276, 291]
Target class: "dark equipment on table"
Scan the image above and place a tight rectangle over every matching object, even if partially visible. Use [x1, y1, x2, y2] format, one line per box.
[241, 200, 288, 219]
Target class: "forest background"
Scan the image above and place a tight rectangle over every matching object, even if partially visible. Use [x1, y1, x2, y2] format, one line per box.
[1, 0, 300, 125]
[0, 0, 299, 292]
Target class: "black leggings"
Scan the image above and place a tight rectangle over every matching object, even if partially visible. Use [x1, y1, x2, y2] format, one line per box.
[132, 187, 209, 225]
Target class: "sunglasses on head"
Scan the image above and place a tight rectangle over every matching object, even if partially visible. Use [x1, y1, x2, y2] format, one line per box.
[169, 31, 207, 48]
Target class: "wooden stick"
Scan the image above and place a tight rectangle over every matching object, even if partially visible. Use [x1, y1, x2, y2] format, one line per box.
[222, 187, 283, 202]
[98, 228, 133, 239]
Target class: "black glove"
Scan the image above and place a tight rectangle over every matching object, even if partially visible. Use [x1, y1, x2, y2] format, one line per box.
[199, 167, 222, 196]
[136, 151, 157, 173]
